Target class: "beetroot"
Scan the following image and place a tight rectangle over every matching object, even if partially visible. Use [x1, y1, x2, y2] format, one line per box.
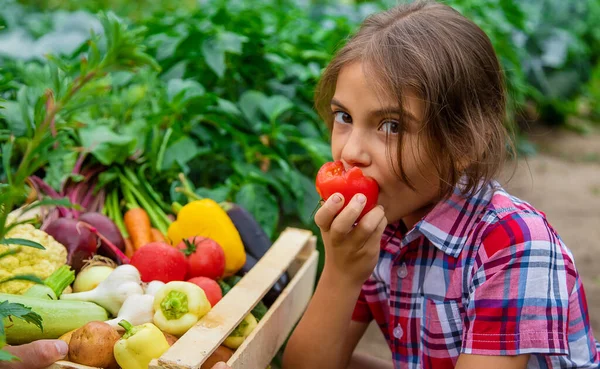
[79, 212, 125, 261]
[45, 218, 98, 273]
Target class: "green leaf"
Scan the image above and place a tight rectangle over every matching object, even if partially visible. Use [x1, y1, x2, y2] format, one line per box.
[0, 349, 18, 362]
[288, 171, 320, 226]
[162, 137, 210, 170]
[0, 300, 43, 332]
[167, 79, 206, 109]
[239, 90, 266, 130]
[202, 38, 226, 78]
[22, 197, 80, 214]
[201, 31, 248, 78]
[234, 183, 279, 239]
[0, 274, 45, 285]
[195, 186, 230, 203]
[0, 238, 45, 249]
[260, 95, 293, 123]
[79, 125, 137, 166]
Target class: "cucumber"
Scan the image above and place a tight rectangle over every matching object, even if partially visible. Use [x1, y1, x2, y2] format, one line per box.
[0, 293, 109, 344]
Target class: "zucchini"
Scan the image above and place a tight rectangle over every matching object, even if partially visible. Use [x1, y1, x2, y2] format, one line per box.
[0, 293, 109, 344]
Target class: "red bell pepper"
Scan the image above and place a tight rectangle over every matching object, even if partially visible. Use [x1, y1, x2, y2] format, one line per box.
[315, 160, 379, 221]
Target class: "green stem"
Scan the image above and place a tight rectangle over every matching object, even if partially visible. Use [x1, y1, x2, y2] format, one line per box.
[121, 180, 139, 210]
[120, 175, 169, 234]
[43, 265, 75, 297]
[110, 190, 128, 238]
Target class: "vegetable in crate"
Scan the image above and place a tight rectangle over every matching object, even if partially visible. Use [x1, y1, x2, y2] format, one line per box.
[105, 293, 154, 330]
[60, 264, 144, 316]
[1, 293, 109, 344]
[222, 203, 272, 261]
[72, 256, 116, 292]
[177, 236, 226, 280]
[45, 217, 130, 273]
[167, 199, 246, 275]
[68, 321, 121, 368]
[0, 224, 67, 295]
[114, 320, 171, 369]
[187, 276, 223, 307]
[79, 212, 126, 262]
[315, 160, 379, 221]
[24, 265, 75, 300]
[153, 281, 211, 336]
[223, 313, 258, 349]
[201, 345, 234, 369]
[130, 242, 188, 283]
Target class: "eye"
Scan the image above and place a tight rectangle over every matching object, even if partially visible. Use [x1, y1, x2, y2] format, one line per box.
[333, 111, 352, 124]
[380, 120, 400, 134]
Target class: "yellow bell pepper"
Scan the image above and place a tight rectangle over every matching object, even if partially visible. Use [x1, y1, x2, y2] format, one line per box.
[113, 320, 170, 369]
[153, 281, 211, 336]
[167, 199, 246, 275]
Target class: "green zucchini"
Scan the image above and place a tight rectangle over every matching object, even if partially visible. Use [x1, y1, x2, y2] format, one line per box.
[0, 293, 109, 344]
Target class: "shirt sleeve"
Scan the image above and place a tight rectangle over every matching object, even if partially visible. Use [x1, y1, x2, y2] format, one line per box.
[352, 288, 373, 323]
[461, 213, 575, 356]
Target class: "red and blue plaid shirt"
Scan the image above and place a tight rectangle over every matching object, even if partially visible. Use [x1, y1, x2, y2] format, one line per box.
[352, 180, 600, 368]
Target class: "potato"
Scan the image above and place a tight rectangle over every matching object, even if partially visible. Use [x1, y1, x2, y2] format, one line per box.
[201, 345, 234, 369]
[163, 331, 178, 346]
[68, 321, 120, 368]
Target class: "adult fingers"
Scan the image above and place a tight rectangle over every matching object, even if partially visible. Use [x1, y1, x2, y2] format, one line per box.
[211, 362, 233, 369]
[314, 193, 345, 232]
[2, 339, 68, 369]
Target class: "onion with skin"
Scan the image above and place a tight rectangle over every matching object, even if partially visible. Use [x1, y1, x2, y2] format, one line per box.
[73, 256, 117, 293]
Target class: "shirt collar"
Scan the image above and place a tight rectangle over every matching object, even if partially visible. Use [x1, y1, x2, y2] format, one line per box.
[392, 179, 497, 258]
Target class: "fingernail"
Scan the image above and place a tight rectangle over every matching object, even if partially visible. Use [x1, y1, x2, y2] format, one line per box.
[55, 340, 68, 357]
[331, 194, 342, 203]
[357, 194, 366, 204]
[213, 363, 229, 369]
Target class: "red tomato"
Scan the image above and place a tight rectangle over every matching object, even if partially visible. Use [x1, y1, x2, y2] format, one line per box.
[130, 242, 188, 283]
[315, 160, 379, 221]
[187, 276, 223, 307]
[177, 237, 226, 280]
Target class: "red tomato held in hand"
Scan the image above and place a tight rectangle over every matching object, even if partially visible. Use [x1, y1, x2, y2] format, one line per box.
[187, 276, 223, 307]
[315, 160, 379, 221]
[130, 242, 188, 283]
[177, 237, 226, 280]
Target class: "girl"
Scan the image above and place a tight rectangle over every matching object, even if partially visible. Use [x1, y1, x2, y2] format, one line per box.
[282, 1, 600, 369]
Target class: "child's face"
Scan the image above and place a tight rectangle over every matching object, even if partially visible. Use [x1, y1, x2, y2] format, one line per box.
[330, 62, 441, 227]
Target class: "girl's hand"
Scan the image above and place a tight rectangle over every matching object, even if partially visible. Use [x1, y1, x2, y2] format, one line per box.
[315, 193, 387, 286]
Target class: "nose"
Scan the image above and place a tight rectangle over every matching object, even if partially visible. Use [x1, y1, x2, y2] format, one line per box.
[340, 128, 371, 169]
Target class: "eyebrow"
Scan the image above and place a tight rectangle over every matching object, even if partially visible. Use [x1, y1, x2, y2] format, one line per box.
[330, 98, 417, 121]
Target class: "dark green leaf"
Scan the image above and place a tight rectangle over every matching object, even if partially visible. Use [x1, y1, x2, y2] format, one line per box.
[0, 274, 45, 285]
[79, 125, 137, 166]
[202, 38, 226, 78]
[0, 300, 43, 332]
[234, 183, 279, 239]
[0, 238, 45, 249]
[167, 79, 206, 109]
[195, 186, 230, 203]
[260, 95, 293, 123]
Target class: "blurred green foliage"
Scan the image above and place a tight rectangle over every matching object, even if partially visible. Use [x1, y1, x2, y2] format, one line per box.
[0, 0, 599, 273]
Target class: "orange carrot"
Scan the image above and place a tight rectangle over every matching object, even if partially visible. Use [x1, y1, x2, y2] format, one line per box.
[124, 208, 152, 250]
[151, 228, 166, 243]
[124, 237, 135, 258]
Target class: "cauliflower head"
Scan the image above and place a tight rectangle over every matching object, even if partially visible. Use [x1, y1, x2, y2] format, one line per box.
[0, 224, 67, 294]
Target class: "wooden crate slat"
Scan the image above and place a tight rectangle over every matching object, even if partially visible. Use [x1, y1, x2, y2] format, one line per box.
[228, 249, 318, 369]
[150, 227, 313, 369]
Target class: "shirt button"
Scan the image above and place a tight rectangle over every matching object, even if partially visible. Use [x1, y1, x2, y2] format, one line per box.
[397, 263, 408, 278]
[393, 325, 404, 339]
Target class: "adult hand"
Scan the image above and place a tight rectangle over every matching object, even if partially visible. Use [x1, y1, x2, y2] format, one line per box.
[0, 339, 68, 369]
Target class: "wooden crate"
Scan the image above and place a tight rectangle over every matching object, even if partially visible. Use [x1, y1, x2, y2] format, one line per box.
[47, 227, 318, 369]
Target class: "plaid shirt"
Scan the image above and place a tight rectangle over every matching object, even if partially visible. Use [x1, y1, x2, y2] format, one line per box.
[352, 180, 600, 368]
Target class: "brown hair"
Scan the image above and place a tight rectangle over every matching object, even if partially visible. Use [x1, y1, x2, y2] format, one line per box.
[314, 0, 515, 198]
